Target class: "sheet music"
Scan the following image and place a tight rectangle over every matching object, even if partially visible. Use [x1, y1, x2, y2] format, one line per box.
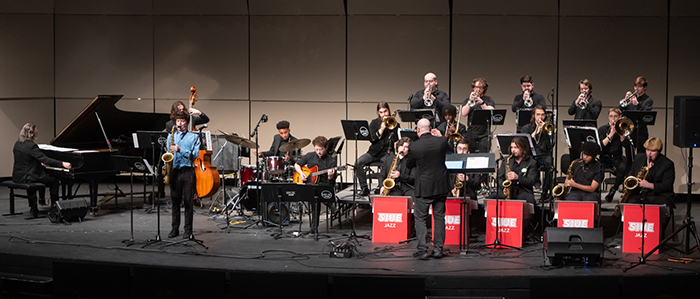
[38, 144, 78, 152]
[132, 132, 140, 148]
[466, 156, 489, 169]
[205, 130, 213, 151]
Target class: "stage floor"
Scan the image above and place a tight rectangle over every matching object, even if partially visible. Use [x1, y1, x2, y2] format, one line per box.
[1, 182, 699, 299]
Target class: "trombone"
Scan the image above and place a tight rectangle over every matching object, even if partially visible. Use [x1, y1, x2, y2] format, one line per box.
[614, 117, 634, 137]
[447, 105, 463, 142]
[383, 111, 398, 130]
[542, 111, 555, 135]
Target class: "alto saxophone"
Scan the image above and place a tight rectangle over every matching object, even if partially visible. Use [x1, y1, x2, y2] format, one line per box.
[453, 173, 464, 197]
[613, 163, 650, 218]
[381, 153, 401, 196]
[503, 155, 513, 199]
[552, 159, 583, 200]
[161, 126, 176, 185]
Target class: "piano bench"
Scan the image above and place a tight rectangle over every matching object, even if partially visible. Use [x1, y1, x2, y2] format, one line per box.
[1, 181, 45, 218]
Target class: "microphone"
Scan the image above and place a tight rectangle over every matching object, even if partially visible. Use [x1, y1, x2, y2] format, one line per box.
[407, 94, 413, 102]
[198, 124, 208, 131]
[262, 114, 268, 123]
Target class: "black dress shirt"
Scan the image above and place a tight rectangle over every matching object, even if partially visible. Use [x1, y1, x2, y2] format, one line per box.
[520, 123, 553, 156]
[12, 140, 63, 183]
[404, 133, 451, 198]
[411, 89, 451, 125]
[262, 134, 297, 157]
[367, 118, 398, 157]
[297, 152, 337, 185]
[568, 96, 602, 120]
[463, 95, 496, 138]
[569, 159, 604, 192]
[512, 92, 547, 111]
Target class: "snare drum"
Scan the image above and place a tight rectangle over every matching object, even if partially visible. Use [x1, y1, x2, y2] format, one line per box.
[266, 156, 285, 175]
[240, 165, 258, 185]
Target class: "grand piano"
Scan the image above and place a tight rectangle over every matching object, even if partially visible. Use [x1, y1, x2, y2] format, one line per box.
[43, 95, 170, 214]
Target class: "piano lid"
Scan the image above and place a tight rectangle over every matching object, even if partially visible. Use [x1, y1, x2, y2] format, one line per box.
[51, 95, 171, 149]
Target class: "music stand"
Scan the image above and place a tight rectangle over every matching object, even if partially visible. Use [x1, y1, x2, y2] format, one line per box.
[564, 126, 601, 159]
[472, 109, 507, 153]
[398, 129, 419, 141]
[340, 120, 373, 240]
[622, 110, 657, 155]
[494, 133, 536, 157]
[113, 155, 152, 247]
[397, 109, 435, 126]
[562, 119, 597, 128]
[516, 109, 532, 131]
[134, 130, 169, 211]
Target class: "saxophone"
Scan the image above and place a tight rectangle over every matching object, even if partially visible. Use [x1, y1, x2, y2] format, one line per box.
[161, 126, 176, 185]
[613, 163, 650, 218]
[552, 159, 583, 200]
[503, 155, 513, 199]
[453, 174, 464, 197]
[381, 153, 401, 196]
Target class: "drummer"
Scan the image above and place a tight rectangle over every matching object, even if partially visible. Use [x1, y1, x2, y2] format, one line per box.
[252, 120, 298, 162]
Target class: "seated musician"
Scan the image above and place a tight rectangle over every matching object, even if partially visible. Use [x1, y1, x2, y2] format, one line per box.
[167, 111, 201, 240]
[563, 142, 603, 203]
[461, 78, 495, 154]
[164, 101, 209, 132]
[520, 105, 554, 199]
[379, 137, 414, 197]
[294, 136, 337, 185]
[512, 75, 547, 132]
[451, 139, 481, 200]
[252, 120, 297, 161]
[437, 105, 467, 153]
[496, 136, 538, 204]
[599, 108, 628, 202]
[355, 102, 398, 196]
[12, 123, 72, 210]
[625, 138, 675, 208]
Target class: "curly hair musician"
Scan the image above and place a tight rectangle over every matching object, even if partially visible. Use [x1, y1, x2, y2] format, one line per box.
[167, 111, 201, 240]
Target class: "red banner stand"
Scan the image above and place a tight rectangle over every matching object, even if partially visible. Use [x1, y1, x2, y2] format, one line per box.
[485, 199, 533, 248]
[622, 203, 665, 255]
[555, 201, 599, 228]
[371, 196, 413, 243]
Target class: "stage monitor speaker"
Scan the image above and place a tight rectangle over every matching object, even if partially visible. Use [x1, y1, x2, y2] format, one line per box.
[544, 227, 604, 267]
[674, 96, 700, 148]
[48, 199, 89, 223]
[265, 202, 290, 226]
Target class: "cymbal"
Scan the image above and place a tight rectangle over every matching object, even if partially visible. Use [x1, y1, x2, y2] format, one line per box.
[279, 138, 311, 152]
[220, 132, 256, 149]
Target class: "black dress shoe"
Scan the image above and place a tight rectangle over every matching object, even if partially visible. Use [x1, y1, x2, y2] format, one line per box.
[412, 250, 429, 260]
[605, 190, 616, 203]
[359, 188, 370, 197]
[432, 249, 445, 259]
[168, 229, 179, 238]
[183, 231, 193, 240]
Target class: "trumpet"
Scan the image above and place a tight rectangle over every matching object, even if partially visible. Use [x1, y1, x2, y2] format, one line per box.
[619, 91, 636, 108]
[383, 111, 398, 130]
[523, 90, 533, 107]
[577, 92, 588, 109]
[423, 86, 434, 107]
[467, 91, 481, 107]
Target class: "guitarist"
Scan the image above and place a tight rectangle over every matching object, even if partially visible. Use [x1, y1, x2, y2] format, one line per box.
[294, 136, 337, 185]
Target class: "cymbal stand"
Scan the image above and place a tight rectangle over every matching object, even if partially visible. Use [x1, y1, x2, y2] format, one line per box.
[209, 140, 233, 212]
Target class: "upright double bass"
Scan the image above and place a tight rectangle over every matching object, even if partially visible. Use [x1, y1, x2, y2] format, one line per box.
[189, 86, 220, 198]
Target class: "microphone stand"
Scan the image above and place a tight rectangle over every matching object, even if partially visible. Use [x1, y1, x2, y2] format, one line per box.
[247, 116, 275, 228]
[485, 154, 522, 251]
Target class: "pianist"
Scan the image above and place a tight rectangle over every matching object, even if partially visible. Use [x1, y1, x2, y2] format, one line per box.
[12, 123, 72, 210]
[164, 101, 209, 132]
[167, 111, 201, 240]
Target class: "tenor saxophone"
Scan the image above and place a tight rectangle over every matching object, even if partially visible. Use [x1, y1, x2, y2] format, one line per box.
[161, 126, 176, 185]
[613, 164, 649, 218]
[503, 155, 513, 199]
[381, 153, 400, 196]
[552, 159, 583, 200]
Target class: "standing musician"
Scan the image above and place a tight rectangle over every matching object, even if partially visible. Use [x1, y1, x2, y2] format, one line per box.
[167, 111, 201, 240]
[461, 78, 495, 154]
[294, 136, 337, 186]
[252, 120, 297, 162]
[437, 105, 467, 153]
[411, 72, 451, 127]
[620, 76, 653, 155]
[164, 100, 209, 132]
[520, 105, 554, 200]
[379, 137, 415, 197]
[404, 118, 451, 259]
[562, 142, 603, 203]
[451, 139, 481, 200]
[568, 79, 601, 120]
[599, 108, 629, 202]
[496, 136, 539, 204]
[12, 123, 72, 212]
[355, 102, 399, 196]
[512, 75, 547, 133]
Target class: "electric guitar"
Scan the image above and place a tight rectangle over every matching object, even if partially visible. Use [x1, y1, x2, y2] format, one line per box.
[293, 165, 346, 184]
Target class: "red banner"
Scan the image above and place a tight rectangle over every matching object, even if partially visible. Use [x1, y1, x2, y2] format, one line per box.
[622, 204, 662, 255]
[556, 201, 598, 228]
[372, 196, 412, 243]
[485, 200, 527, 248]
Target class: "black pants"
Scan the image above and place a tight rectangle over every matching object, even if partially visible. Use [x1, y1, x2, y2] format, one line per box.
[535, 155, 554, 200]
[600, 155, 626, 191]
[413, 194, 447, 252]
[170, 167, 195, 234]
[355, 152, 389, 190]
[566, 189, 601, 204]
[28, 175, 59, 206]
